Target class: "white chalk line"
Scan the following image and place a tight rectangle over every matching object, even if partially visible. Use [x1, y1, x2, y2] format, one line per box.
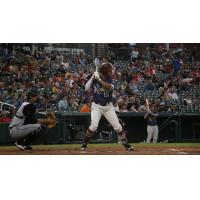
[169, 148, 188, 155]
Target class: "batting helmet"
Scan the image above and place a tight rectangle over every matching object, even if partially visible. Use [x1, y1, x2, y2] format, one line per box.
[99, 62, 113, 78]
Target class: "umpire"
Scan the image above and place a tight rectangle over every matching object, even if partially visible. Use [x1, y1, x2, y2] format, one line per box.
[9, 88, 54, 151]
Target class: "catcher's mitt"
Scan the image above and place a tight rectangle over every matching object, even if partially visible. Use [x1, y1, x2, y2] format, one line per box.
[46, 112, 56, 128]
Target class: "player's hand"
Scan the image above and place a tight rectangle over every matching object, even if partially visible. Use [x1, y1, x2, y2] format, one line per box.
[93, 71, 100, 80]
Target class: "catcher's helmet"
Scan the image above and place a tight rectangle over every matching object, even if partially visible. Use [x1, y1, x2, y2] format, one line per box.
[27, 88, 39, 97]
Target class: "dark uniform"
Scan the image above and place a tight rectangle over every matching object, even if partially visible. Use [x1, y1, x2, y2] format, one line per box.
[9, 89, 46, 150]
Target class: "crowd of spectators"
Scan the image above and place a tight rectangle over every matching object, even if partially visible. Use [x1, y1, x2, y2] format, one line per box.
[118, 45, 200, 113]
[0, 50, 93, 116]
[0, 44, 200, 119]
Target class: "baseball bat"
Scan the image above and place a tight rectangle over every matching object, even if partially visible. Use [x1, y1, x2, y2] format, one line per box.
[146, 98, 149, 106]
[145, 98, 151, 112]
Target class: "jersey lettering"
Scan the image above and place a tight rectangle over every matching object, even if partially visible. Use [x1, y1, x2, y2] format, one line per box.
[92, 79, 113, 103]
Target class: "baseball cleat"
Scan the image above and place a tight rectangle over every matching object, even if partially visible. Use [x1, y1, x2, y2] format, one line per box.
[81, 143, 87, 151]
[127, 146, 135, 151]
[24, 145, 33, 151]
[15, 141, 26, 151]
[122, 143, 135, 151]
[15, 141, 33, 151]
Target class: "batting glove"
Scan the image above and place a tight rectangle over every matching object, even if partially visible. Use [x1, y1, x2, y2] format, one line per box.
[93, 71, 101, 80]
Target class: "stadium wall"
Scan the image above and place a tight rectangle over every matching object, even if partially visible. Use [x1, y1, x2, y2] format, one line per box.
[1, 113, 200, 145]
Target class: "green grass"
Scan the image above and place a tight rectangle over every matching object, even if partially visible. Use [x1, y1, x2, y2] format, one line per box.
[0, 143, 199, 150]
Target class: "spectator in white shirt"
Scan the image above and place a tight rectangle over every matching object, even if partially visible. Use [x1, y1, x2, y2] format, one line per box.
[168, 87, 179, 100]
[131, 47, 139, 62]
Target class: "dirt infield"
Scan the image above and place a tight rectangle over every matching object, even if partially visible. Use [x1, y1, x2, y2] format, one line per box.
[0, 143, 200, 155]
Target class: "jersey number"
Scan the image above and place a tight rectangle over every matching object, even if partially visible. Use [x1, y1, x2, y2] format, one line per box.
[103, 91, 110, 97]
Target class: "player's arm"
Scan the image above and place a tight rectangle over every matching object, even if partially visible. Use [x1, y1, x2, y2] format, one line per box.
[85, 75, 94, 92]
[23, 104, 50, 125]
[148, 111, 159, 117]
[23, 104, 37, 123]
[23, 104, 55, 126]
[144, 112, 149, 119]
[96, 78, 114, 91]
[93, 72, 114, 91]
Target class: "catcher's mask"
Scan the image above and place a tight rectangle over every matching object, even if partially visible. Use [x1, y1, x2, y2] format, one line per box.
[27, 88, 39, 98]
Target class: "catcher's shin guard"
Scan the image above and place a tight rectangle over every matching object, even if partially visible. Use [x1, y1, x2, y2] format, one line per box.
[24, 125, 47, 146]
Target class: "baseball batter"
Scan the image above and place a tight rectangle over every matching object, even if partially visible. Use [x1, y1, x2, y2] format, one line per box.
[144, 103, 159, 143]
[81, 62, 134, 151]
[9, 89, 55, 150]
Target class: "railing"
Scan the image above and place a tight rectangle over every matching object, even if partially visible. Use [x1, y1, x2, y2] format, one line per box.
[0, 102, 16, 111]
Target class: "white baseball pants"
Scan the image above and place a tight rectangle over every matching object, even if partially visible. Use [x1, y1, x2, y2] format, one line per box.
[89, 102, 122, 133]
[146, 125, 158, 143]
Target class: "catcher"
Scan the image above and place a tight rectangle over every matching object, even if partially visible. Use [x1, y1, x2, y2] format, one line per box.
[9, 88, 56, 151]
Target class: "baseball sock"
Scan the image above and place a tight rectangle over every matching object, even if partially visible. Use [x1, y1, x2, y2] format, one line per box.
[118, 130, 128, 144]
[83, 129, 94, 144]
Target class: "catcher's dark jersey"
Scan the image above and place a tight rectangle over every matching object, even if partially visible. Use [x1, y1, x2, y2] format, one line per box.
[9, 102, 37, 128]
[23, 103, 37, 124]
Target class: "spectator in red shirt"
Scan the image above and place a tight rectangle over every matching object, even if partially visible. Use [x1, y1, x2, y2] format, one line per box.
[0, 111, 12, 123]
